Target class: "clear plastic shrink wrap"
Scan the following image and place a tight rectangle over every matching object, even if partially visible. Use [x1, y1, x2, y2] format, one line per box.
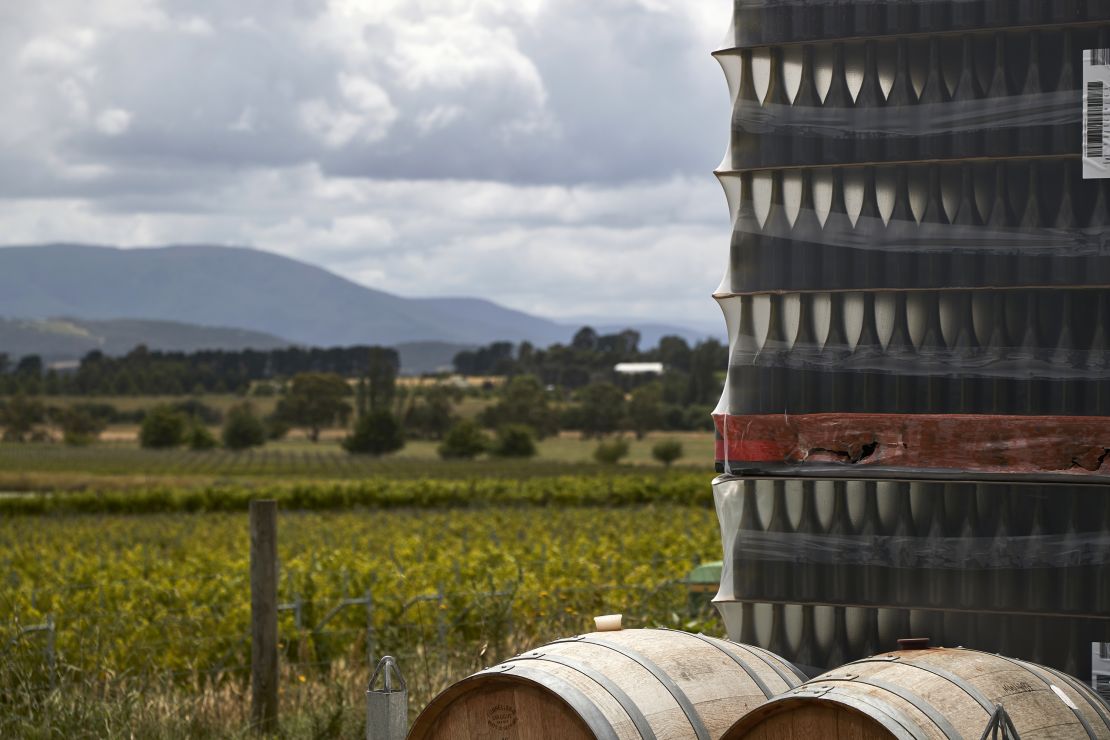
[710, 0, 1110, 682]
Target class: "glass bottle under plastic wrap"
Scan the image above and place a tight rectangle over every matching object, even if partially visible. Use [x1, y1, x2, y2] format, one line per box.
[761, 47, 791, 169]
[917, 291, 950, 412]
[791, 169, 823, 291]
[1046, 292, 1083, 416]
[918, 165, 950, 288]
[790, 292, 821, 413]
[1049, 29, 1080, 157]
[1016, 32, 1048, 157]
[756, 293, 790, 414]
[729, 294, 760, 417]
[883, 292, 918, 413]
[848, 292, 885, 413]
[731, 48, 760, 171]
[761, 170, 791, 289]
[821, 43, 855, 167]
[824, 168, 855, 289]
[855, 168, 885, 288]
[883, 165, 916, 289]
[791, 46, 823, 167]
[947, 291, 981, 413]
[730, 171, 760, 293]
[820, 292, 853, 414]
[949, 36, 984, 161]
[853, 41, 885, 166]
[1015, 162, 1044, 286]
[917, 37, 952, 161]
[949, 163, 983, 287]
[984, 161, 1015, 285]
[983, 33, 1016, 158]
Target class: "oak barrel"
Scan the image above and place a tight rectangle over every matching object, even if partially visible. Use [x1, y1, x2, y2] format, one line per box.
[723, 646, 1110, 740]
[408, 628, 805, 740]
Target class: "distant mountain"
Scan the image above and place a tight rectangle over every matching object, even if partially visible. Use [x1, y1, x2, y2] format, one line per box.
[0, 244, 714, 361]
[0, 317, 289, 363]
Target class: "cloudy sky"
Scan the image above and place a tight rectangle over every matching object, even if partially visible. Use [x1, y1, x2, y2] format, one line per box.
[0, 0, 732, 328]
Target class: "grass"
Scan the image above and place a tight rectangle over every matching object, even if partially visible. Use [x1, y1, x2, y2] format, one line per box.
[0, 431, 714, 492]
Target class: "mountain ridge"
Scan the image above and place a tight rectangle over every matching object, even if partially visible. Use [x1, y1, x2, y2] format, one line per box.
[0, 244, 712, 361]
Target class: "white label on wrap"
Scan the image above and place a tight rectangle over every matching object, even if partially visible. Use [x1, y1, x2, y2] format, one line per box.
[1083, 49, 1110, 178]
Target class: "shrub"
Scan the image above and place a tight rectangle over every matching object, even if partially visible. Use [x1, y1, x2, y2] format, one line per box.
[139, 406, 188, 449]
[491, 424, 537, 458]
[59, 407, 107, 446]
[438, 419, 488, 460]
[187, 424, 218, 451]
[221, 403, 267, 451]
[343, 409, 404, 455]
[651, 439, 684, 467]
[593, 438, 630, 465]
[265, 415, 290, 441]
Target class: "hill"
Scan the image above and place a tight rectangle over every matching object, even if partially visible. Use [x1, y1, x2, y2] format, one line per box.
[0, 244, 714, 358]
[0, 317, 289, 363]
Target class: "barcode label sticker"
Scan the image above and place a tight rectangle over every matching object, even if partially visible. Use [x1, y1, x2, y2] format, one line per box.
[1084, 48, 1110, 178]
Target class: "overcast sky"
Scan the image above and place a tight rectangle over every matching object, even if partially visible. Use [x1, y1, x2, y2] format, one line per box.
[0, 0, 732, 328]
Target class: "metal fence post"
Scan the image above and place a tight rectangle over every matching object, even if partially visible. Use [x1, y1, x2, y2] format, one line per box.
[366, 655, 407, 740]
[250, 500, 278, 734]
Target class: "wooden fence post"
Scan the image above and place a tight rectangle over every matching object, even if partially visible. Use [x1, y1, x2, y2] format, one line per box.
[250, 500, 278, 733]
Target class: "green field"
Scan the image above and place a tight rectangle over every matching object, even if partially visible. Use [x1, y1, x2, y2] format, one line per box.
[1, 502, 723, 737]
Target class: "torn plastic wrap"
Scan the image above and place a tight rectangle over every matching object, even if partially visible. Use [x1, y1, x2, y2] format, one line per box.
[712, 476, 1110, 678]
[709, 1, 1110, 682]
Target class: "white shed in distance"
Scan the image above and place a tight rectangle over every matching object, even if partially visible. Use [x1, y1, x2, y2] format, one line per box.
[614, 362, 664, 375]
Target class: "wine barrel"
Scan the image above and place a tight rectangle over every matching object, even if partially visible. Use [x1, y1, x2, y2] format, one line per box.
[723, 646, 1110, 740]
[409, 628, 805, 740]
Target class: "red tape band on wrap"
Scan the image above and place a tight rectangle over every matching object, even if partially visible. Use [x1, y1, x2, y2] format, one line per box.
[713, 413, 1110, 476]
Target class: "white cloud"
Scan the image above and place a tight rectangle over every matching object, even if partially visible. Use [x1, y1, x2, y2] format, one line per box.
[0, 0, 736, 328]
[95, 108, 132, 136]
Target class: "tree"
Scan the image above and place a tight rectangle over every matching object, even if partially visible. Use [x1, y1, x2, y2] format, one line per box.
[572, 326, 599, 351]
[491, 424, 537, 458]
[187, 424, 218, 450]
[0, 395, 45, 442]
[275, 373, 352, 442]
[438, 419, 489, 459]
[222, 402, 267, 450]
[139, 405, 188, 449]
[58, 407, 107, 446]
[402, 385, 458, 440]
[479, 375, 559, 438]
[344, 409, 405, 455]
[656, 335, 692, 372]
[593, 438, 630, 464]
[651, 439, 684, 467]
[687, 339, 727, 405]
[365, 347, 399, 412]
[627, 382, 663, 440]
[577, 382, 626, 438]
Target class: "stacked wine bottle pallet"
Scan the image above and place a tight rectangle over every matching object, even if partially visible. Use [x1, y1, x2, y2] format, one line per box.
[710, 2, 1110, 683]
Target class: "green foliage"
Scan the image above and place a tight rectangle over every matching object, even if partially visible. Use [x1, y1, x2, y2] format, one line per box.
[264, 414, 290, 440]
[186, 424, 218, 451]
[628, 382, 663, 440]
[0, 471, 713, 515]
[577, 382, 626, 438]
[651, 439, 684, 467]
[479, 375, 559, 438]
[275, 373, 352, 442]
[364, 347, 398, 412]
[401, 385, 458, 440]
[593, 438, 630, 465]
[0, 503, 720, 736]
[221, 402, 267, 451]
[138, 405, 187, 449]
[0, 394, 45, 442]
[491, 424, 537, 458]
[58, 407, 107, 446]
[343, 409, 404, 456]
[438, 419, 489, 459]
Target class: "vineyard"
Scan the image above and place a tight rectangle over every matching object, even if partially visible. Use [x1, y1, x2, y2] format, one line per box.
[1, 500, 723, 737]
